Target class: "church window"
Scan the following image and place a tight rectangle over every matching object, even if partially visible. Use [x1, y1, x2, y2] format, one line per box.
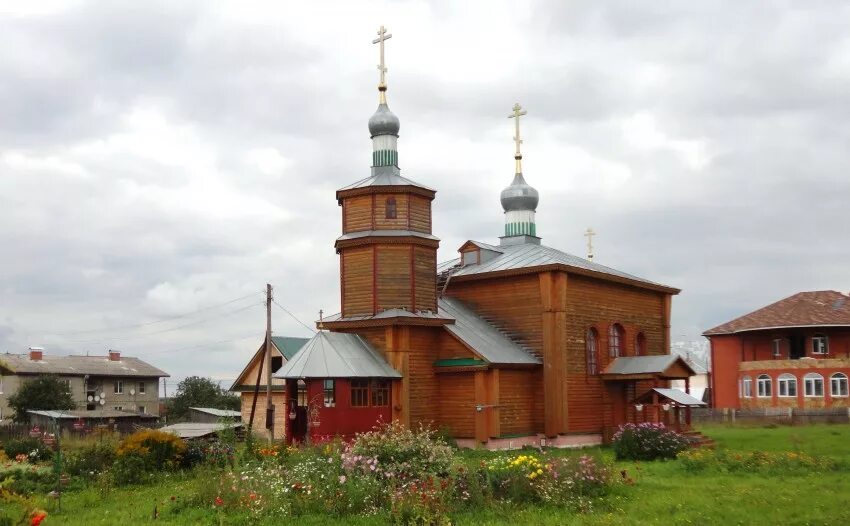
[804, 373, 824, 397]
[351, 380, 369, 407]
[385, 197, 397, 219]
[371, 380, 390, 406]
[323, 379, 336, 407]
[608, 324, 624, 358]
[831, 373, 848, 397]
[635, 332, 646, 356]
[297, 380, 308, 407]
[757, 374, 772, 397]
[812, 334, 828, 354]
[586, 328, 599, 375]
[778, 374, 797, 397]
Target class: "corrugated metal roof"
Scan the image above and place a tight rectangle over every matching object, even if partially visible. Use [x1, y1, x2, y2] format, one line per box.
[337, 170, 435, 192]
[27, 409, 156, 419]
[603, 355, 685, 375]
[160, 422, 243, 439]
[438, 297, 540, 365]
[189, 407, 242, 418]
[271, 336, 310, 360]
[638, 388, 706, 406]
[0, 353, 169, 377]
[321, 309, 448, 323]
[437, 258, 461, 274]
[273, 331, 402, 379]
[337, 230, 439, 242]
[444, 241, 675, 291]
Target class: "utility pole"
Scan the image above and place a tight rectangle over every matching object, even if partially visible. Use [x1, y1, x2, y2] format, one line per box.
[264, 283, 274, 443]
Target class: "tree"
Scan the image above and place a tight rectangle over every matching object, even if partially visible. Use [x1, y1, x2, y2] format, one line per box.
[166, 376, 240, 421]
[8, 375, 75, 423]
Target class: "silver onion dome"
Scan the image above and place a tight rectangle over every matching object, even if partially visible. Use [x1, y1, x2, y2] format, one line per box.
[500, 173, 539, 212]
[368, 103, 400, 137]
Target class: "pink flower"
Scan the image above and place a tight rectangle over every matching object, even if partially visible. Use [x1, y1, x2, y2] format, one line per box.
[339, 475, 347, 483]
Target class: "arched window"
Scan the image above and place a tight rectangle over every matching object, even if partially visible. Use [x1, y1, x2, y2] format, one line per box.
[635, 332, 646, 356]
[831, 373, 849, 397]
[741, 376, 753, 398]
[803, 373, 824, 397]
[757, 374, 772, 398]
[385, 197, 397, 219]
[608, 324, 624, 358]
[812, 334, 828, 355]
[586, 328, 599, 375]
[778, 373, 797, 397]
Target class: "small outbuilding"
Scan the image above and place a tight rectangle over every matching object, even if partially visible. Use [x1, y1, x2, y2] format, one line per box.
[27, 409, 159, 434]
[159, 421, 244, 440]
[188, 407, 242, 424]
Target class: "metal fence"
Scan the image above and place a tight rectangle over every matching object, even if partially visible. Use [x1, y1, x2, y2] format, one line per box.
[0, 423, 30, 442]
[692, 407, 850, 425]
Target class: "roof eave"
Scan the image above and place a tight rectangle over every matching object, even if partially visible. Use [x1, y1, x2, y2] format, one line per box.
[704, 323, 850, 336]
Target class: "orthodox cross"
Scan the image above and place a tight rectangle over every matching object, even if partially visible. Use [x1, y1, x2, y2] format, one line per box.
[584, 228, 596, 260]
[508, 103, 527, 172]
[372, 26, 392, 91]
[318, 309, 324, 330]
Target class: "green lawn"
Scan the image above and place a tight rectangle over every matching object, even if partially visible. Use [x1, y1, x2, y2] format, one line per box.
[5, 424, 850, 525]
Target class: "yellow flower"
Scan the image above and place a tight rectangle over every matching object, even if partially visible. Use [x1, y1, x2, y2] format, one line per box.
[536, 469, 543, 475]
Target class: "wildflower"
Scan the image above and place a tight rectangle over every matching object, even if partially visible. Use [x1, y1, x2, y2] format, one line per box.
[214, 496, 224, 506]
[30, 511, 48, 526]
[339, 475, 347, 484]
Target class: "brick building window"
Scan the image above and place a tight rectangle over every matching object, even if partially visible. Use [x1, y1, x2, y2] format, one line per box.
[371, 380, 390, 407]
[608, 324, 624, 358]
[586, 328, 599, 375]
[772, 339, 783, 358]
[323, 379, 336, 407]
[635, 332, 646, 356]
[385, 197, 397, 219]
[741, 376, 752, 398]
[351, 380, 369, 407]
[757, 374, 772, 398]
[114, 380, 123, 394]
[778, 374, 797, 397]
[831, 373, 848, 397]
[804, 373, 824, 397]
[138, 382, 146, 395]
[812, 334, 828, 354]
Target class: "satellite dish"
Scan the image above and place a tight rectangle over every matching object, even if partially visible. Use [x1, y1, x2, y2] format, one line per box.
[87, 396, 94, 402]
[130, 389, 136, 396]
[100, 392, 105, 398]
[99, 399, 105, 406]
[94, 396, 100, 402]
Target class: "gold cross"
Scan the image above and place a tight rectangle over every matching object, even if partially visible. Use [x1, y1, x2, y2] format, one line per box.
[584, 228, 596, 260]
[508, 103, 527, 172]
[372, 26, 392, 96]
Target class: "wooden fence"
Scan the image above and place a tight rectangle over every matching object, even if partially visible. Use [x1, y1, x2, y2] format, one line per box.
[692, 407, 850, 425]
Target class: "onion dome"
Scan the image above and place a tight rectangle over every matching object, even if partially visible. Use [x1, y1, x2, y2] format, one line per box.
[500, 173, 539, 212]
[368, 102, 400, 138]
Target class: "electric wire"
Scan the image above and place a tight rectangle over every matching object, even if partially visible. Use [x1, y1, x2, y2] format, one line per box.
[271, 299, 316, 333]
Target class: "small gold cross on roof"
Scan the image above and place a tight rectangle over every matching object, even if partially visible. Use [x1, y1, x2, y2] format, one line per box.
[508, 103, 527, 172]
[372, 26, 392, 93]
[584, 228, 596, 260]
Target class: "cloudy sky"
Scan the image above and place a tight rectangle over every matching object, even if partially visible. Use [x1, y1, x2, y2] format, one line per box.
[2, 0, 848, 388]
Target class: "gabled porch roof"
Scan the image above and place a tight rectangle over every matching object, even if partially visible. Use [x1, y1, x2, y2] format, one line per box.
[601, 355, 696, 380]
[633, 387, 706, 407]
[273, 331, 401, 379]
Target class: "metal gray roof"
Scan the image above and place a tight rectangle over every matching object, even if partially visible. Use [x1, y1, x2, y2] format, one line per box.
[27, 409, 157, 419]
[337, 166, 434, 192]
[337, 230, 439, 242]
[438, 297, 540, 365]
[501, 172, 539, 212]
[603, 355, 694, 376]
[189, 407, 242, 418]
[368, 102, 400, 137]
[160, 422, 243, 439]
[640, 388, 706, 407]
[0, 353, 169, 377]
[445, 241, 674, 291]
[322, 309, 448, 324]
[273, 331, 402, 379]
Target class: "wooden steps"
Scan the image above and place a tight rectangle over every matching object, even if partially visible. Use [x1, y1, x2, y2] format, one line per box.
[682, 430, 716, 449]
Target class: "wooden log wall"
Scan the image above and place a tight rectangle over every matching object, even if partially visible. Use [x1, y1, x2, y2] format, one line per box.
[342, 246, 374, 316]
[409, 195, 431, 233]
[499, 369, 543, 436]
[437, 373, 475, 438]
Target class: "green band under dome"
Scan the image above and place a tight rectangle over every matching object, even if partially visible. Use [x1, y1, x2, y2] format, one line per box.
[372, 149, 398, 167]
[505, 222, 536, 237]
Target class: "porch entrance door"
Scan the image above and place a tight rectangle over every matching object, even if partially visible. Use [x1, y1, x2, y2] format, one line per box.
[608, 383, 628, 428]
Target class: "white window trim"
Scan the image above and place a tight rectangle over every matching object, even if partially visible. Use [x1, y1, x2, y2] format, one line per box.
[772, 339, 782, 358]
[812, 335, 828, 355]
[777, 374, 797, 398]
[137, 405, 146, 414]
[741, 377, 753, 398]
[114, 380, 123, 394]
[803, 374, 824, 397]
[138, 381, 146, 395]
[757, 375, 772, 398]
[831, 373, 849, 398]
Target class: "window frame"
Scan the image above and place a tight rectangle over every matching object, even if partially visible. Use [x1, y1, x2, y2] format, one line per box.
[114, 380, 123, 395]
[296, 379, 308, 407]
[812, 334, 828, 355]
[772, 338, 782, 358]
[608, 323, 624, 358]
[586, 328, 599, 375]
[756, 374, 772, 398]
[741, 376, 753, 398]
[385, 196, 398, 219]
[803, 373, 824, 397]
[777, 373, 797, 398]
[350, 379, 369, 407]
[137, 405, 146, 414]
[831, 373, 849, 398]
[138, 382, 146, 395]
[370, 380, 390, 407]
[323, 379, 336, 408]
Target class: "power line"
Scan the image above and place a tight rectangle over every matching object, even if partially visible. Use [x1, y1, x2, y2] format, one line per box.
[128, 334, 259, 355]
[45, 292, 262, 336]
[272, 300, 316, 334]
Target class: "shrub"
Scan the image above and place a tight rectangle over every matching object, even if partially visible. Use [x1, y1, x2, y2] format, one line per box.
[678, 448, 840, 474]
[1, 439, 52, 463]
[111, 454, 147, 486]
[612, 423, 689, 461]
[182, 440, 235, 468]
[116, 429, 186, 470]
[65, 443, 116, 478]
[342, 422, 454, 482]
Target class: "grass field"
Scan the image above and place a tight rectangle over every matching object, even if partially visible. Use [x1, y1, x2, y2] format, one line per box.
[5, 423, 850, 525]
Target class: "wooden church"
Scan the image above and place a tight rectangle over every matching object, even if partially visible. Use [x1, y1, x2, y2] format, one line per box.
[264, 27, 699, 447]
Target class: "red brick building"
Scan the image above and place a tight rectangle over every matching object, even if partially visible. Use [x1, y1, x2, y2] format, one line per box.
[705, 291, 850, 410]
[271, 29, 693, 447]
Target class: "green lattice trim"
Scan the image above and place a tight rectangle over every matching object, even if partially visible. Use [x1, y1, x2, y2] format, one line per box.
[372, 149, 398, 167]
[505, 222, 536, 236]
